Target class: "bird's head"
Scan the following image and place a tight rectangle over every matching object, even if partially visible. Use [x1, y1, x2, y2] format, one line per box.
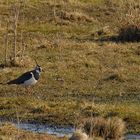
[35, 65, 42, 73]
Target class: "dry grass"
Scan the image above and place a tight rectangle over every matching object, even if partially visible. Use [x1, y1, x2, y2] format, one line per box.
[59, 11, 93, 22]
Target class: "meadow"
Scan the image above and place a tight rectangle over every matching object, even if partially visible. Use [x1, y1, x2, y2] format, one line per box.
[0, 0, 140, 139]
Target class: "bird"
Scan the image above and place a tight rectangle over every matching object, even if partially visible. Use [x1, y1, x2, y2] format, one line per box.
[7, 61, 42, 93]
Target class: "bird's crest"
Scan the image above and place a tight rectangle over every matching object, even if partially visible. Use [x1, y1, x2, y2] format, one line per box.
[34, 59, 40, 67]
[34, 59, 42, 72]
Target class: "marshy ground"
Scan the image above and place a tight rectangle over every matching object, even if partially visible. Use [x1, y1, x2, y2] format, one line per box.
[0, 0, 140, 139]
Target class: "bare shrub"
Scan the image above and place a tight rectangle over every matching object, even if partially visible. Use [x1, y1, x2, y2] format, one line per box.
[2, 1, 28, 67]
[84, 117, 107, 137]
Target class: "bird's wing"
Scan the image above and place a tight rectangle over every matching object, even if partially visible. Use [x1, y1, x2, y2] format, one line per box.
[7, 71, 33, 85]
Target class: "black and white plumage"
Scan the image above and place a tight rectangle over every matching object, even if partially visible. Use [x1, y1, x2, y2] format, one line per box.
[7, 65, 42, 87]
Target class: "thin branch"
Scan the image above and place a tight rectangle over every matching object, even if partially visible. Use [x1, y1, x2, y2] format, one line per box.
[4, 21, 9, 66]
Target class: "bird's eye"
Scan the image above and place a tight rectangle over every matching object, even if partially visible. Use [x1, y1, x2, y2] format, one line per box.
[39, 67, 42, 72]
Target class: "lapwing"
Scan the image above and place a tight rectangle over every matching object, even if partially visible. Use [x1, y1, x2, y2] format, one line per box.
[7, 61, 42, 93]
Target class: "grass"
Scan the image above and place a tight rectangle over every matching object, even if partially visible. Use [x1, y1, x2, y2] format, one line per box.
[0, 0, 140, 138]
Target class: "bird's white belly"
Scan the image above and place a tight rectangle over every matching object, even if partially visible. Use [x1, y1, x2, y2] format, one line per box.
[22, 77, 37, 86]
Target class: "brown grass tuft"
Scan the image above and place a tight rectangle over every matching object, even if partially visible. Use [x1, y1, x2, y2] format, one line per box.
[83, 117, 125, 140]
[104, 117, 125, 140]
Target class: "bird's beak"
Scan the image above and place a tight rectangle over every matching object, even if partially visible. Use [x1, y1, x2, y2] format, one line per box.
[40, 67, 44, 72]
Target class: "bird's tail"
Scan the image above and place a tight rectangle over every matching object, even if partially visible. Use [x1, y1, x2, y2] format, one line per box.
[7, 79, 17, 85]
[0, 79, 17, 85]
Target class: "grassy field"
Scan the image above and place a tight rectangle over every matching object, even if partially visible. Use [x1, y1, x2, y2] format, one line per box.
[0, 0, 140, 138]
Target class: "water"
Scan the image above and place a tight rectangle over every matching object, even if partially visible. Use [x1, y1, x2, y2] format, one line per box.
[1, 120, 140, 139]
[15, 122, 140, 140]
[126, 134, 140, 140]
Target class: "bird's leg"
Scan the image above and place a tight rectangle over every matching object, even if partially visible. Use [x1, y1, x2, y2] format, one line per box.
[28, 86, 32, 94]
[25, 86, 32, 94]
[15, 85, 19, 97]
